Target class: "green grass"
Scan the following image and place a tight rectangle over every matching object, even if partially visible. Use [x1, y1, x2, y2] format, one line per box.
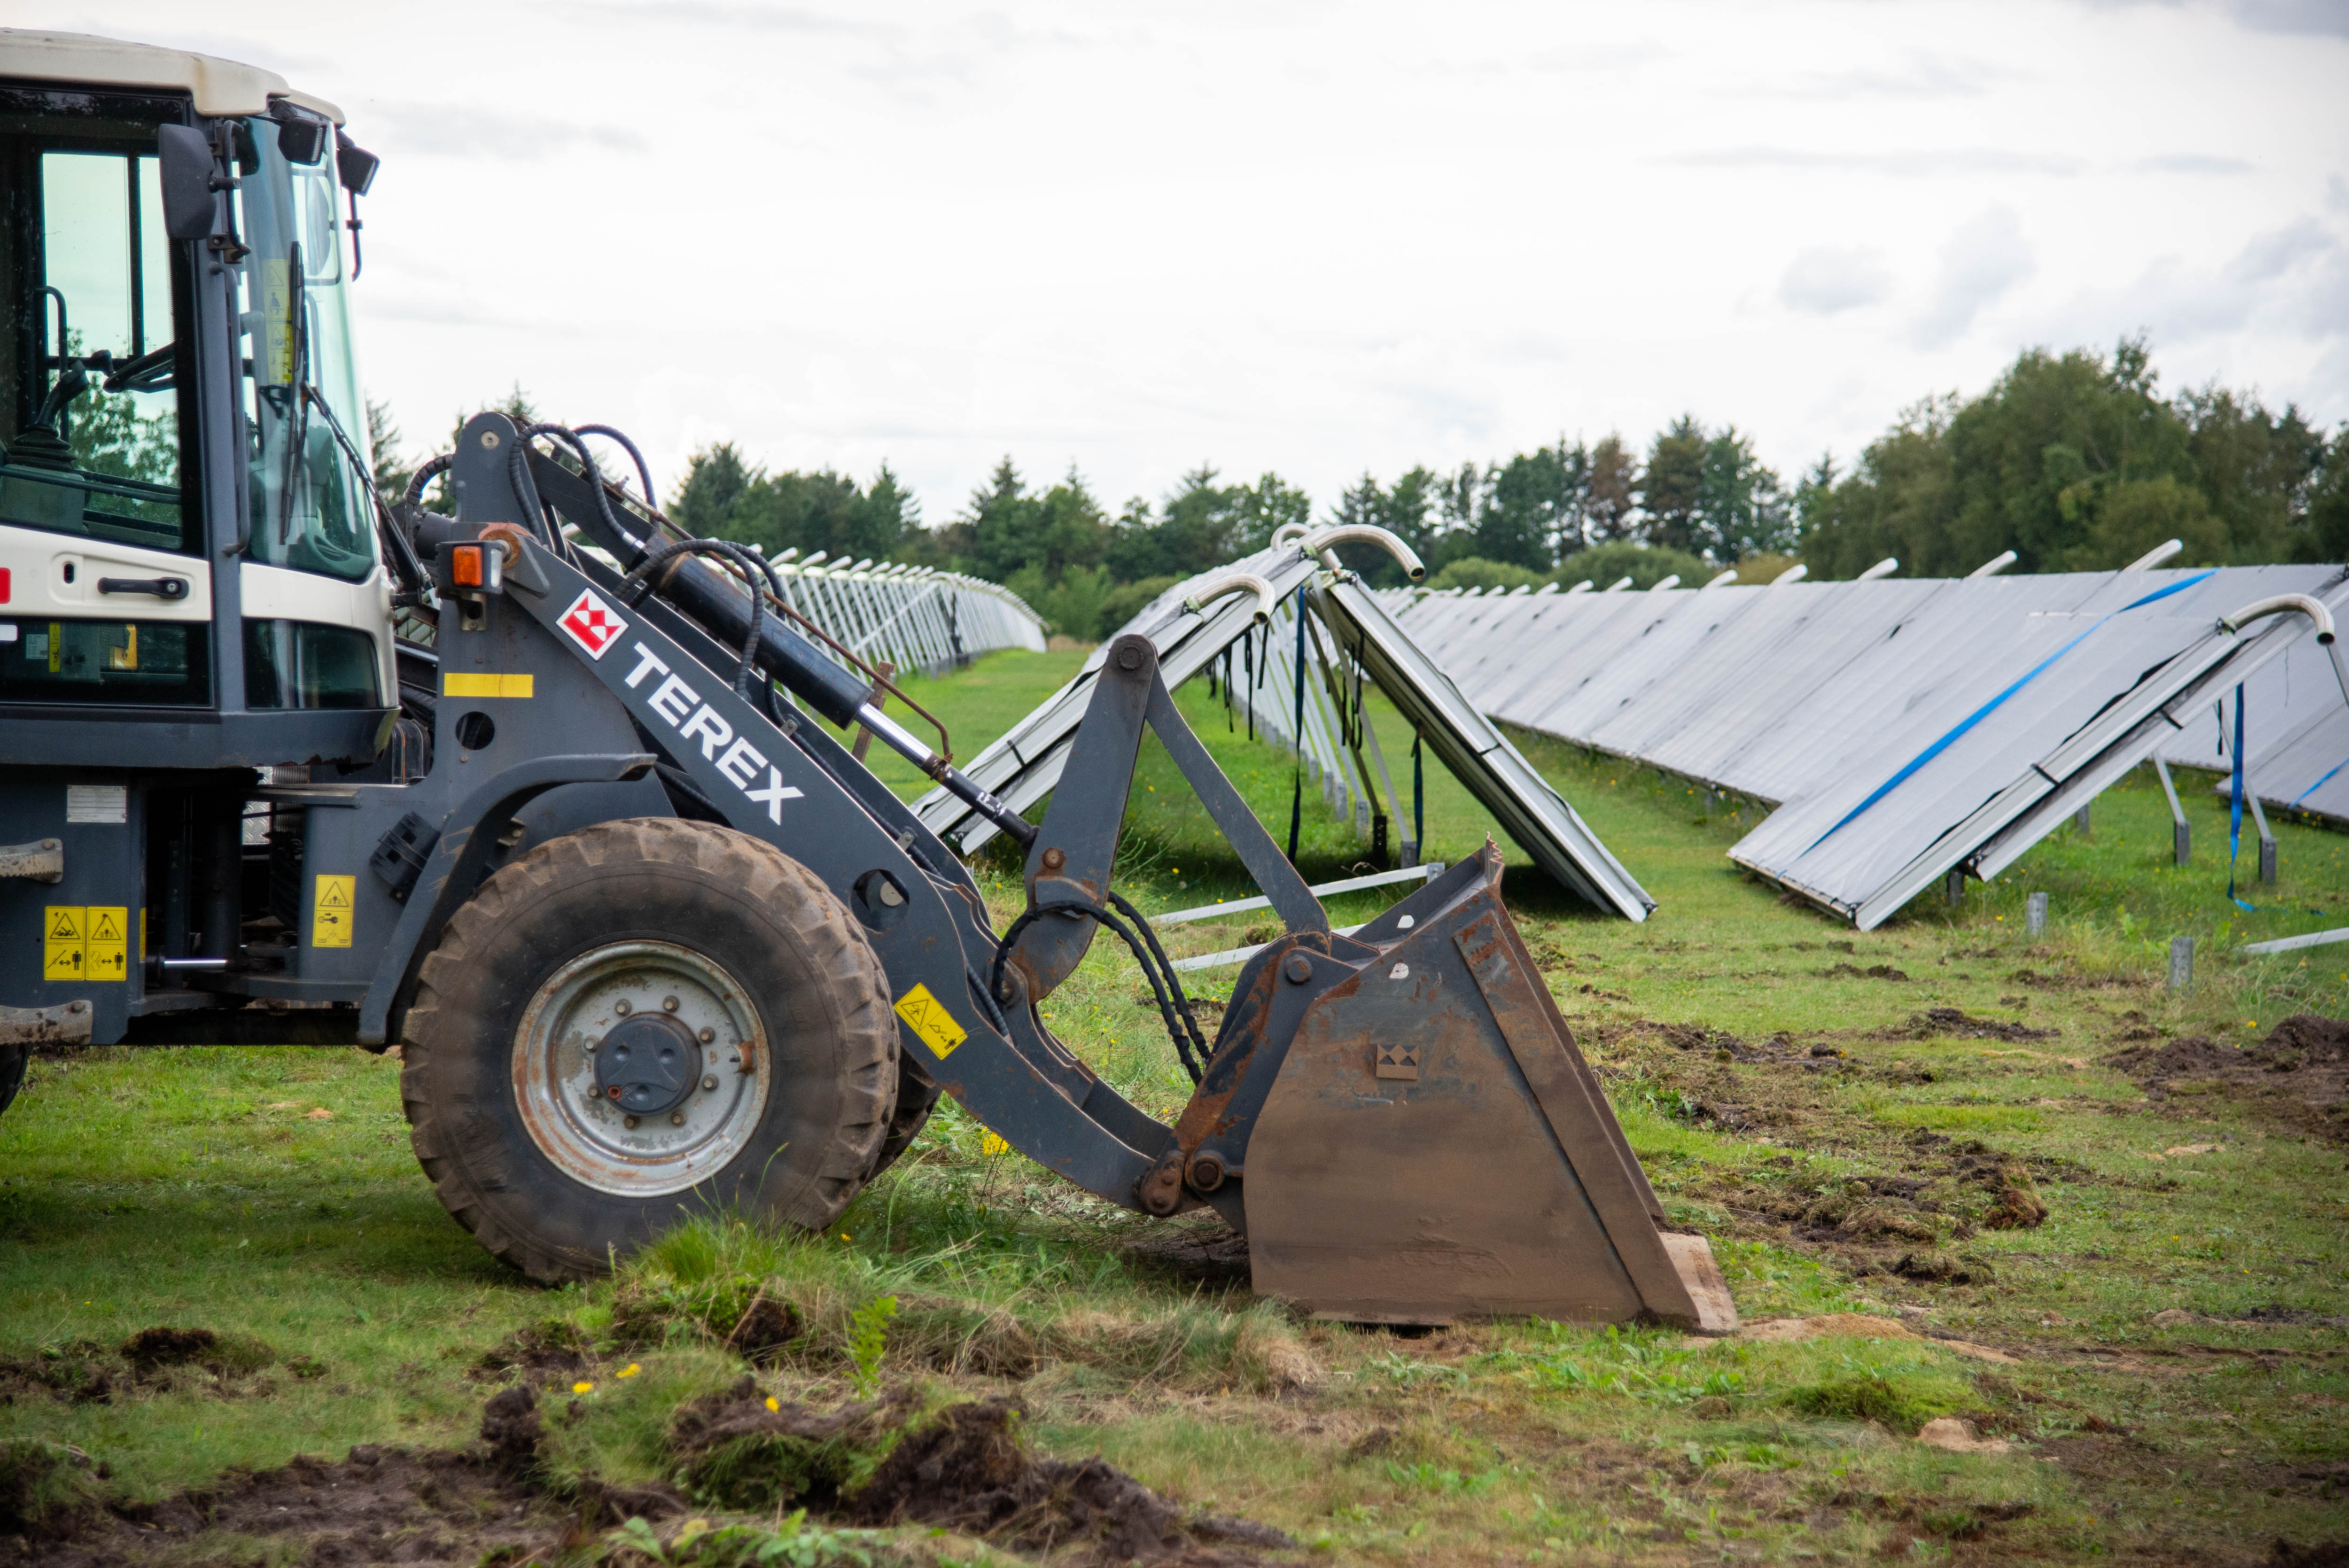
[3, 645, 2347, 1563]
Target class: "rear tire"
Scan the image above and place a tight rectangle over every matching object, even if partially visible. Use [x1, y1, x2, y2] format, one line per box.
[399, 818, 898, 1281]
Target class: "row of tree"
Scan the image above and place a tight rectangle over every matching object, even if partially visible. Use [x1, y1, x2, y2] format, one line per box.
[1796, 338, 2344, 578]
[375, 338, 2349, 640]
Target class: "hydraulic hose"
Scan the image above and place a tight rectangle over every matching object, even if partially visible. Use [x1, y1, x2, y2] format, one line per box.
[493, 419, 1041, 848]
[989, 896, 1205, 1083]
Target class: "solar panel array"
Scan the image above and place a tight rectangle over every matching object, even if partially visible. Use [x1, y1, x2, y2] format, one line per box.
[911, 541, 1656, 920]
[1395, 565, 2348, 927]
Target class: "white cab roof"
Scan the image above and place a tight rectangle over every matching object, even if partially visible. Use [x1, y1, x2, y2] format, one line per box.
[0, 29, 343, 124]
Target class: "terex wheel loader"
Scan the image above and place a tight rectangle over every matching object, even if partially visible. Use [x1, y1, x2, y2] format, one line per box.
[0, 30, 1732, 1329]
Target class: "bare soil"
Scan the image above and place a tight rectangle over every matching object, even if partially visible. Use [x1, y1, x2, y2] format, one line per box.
[2105, 1013, 2349, 1143]
[2, 1444, 560, 1567]
[669, 1380, 1291, 1564]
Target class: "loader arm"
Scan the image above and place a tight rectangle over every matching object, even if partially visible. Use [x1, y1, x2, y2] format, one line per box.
[468, 419, 1732, 1328]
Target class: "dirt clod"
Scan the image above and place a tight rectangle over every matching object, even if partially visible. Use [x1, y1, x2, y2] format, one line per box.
[2106, 1015, 2349, 1143]
[2271, 1540, 2349, 1568]
[116, 1327, 216, 1370]
[670, 1382, 1288, 1562]
[480, 1385, 542, 1476]
[473, 1320, 591, 1382]
[721, 1291, 805, 1362]
[2, 1444, 555, 1567]
[1891, 1250, 1995, 1285]
[1885, 1008, 2057, 1042]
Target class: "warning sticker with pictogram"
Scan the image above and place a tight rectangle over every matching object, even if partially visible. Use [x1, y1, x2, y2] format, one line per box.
[85, 906, 128, 982]
[893, 983, 968, 1061]
[312, 874, 355, 949]
[43, 905, 85, 980]
[558, 589, 628, 661]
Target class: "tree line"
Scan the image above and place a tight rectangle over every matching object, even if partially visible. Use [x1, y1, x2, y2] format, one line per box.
[378, 337, 2349, 640]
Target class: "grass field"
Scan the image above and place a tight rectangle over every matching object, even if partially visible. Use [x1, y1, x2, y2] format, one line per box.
[2, 647, 2344, 1566]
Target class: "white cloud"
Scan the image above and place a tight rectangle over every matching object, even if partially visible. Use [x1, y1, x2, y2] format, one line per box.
[1912, 208, 2036, 348]
[1779, 247, 1896, 315]
[32, 0, 2343, 516]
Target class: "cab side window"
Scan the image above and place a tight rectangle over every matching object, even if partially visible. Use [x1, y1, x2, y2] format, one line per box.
[0, 132, 191, 555]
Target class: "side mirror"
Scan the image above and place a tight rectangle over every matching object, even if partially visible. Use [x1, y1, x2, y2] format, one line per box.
[157, 124, 218, 240]
[269, 103, 328, 165]
[335, 131, 380, 196]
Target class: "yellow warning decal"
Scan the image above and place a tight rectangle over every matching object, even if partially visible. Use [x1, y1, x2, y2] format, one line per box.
[894, 982, 967, 1060]
[85, 906, 128, 982]
[312, 874, 355, 949]
[443, 672, 535, 699]
[43, 905, 85, 981]
[41, 906, 127, 983]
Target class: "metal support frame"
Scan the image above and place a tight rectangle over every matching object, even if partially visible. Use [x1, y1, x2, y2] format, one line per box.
[2153, 756, 2191, 866]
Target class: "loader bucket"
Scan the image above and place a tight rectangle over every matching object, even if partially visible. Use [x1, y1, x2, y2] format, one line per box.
[1230, 842, 1736, 1331]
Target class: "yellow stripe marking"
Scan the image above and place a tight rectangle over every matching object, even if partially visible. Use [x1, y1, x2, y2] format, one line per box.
[443, 672, 535, 698]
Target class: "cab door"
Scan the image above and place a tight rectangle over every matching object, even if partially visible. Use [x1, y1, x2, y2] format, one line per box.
[1, 136, 209, 706]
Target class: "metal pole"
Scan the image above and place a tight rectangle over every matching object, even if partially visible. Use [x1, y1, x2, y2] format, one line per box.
[2153, 757, 2189, 866]
[2167, 936, 2193, 990]
[2025, 890, 2048, 938]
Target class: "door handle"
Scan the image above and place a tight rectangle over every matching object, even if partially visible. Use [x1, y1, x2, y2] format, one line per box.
[96, 576, 190, 600]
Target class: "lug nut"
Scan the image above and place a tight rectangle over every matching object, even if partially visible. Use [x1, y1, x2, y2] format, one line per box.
[662, 995, 679, 1012]
[702, 1075, 718, 1091]
[698, 1027, 715, 1043]
[669, 1112, 685, 1126]
[623, 1115, 639, 1129]
[614, 1000, 631, 1016]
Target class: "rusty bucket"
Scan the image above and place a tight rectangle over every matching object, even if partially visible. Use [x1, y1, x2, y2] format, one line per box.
[1208, 842, 1736, 1331]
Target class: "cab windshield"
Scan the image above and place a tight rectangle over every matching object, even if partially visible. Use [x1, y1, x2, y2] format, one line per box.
[233, 115, 377, 583]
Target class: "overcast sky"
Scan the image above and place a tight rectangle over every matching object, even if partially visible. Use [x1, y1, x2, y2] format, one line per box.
[39, 0, 2349, 527]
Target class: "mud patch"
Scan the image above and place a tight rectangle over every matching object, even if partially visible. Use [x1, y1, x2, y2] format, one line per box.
[2104, 1015, 2349, 1143]
[1819, 963, 1910, 982]
[1691, 1136, 2046, 1255]
[672, 1380, 1289, 1562]
[1880, 1008, 2057, 1042]
[474, 1319, 595, 1383]
[0, 1328, 284, 1407]
[1, 1443, 557, 1567]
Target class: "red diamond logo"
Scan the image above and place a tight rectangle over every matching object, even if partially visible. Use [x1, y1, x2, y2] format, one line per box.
[559, 589, 627, 660]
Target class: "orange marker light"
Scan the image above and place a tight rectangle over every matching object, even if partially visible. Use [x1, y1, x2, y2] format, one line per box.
[452, 545, 484, 587]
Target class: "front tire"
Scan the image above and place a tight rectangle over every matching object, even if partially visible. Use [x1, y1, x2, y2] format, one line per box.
[399, 818, 898, 1281]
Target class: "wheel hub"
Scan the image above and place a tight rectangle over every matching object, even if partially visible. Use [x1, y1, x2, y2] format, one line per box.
[594, 1014, 700, 1115]
[511, 940, 770, 1197]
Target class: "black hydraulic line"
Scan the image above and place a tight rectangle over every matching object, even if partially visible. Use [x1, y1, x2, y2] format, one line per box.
[508, 420, 1039, 849]
[1105, 888, 1211, 1075]
[574, 423, 658, 512]
[989, 899, 1204, 1085]
[620, 538, 780, 701]
[402, 452, 451, 512]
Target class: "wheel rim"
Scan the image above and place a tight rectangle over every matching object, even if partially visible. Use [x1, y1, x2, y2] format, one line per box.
[512, 940, 771, 1197]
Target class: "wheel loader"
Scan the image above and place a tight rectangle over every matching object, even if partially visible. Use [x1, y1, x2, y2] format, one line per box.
[0, 30, 1733, 1331]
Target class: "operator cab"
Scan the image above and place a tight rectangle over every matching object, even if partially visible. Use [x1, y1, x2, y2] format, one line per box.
[0, 30, 392, 753]
[0, 31, 402, 1051]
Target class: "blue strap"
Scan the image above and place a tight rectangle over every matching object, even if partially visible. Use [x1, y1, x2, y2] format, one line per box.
[2227, 683, 2254, 911]
[1805, 570, 2219, 854]
[2294, 755, 2347, 805]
